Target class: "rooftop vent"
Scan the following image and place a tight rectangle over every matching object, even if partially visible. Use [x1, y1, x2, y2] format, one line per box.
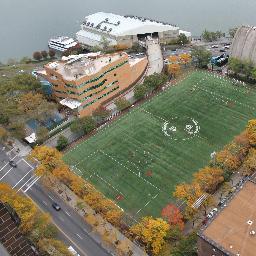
[247, 220, 253, 225]
[91, 23, 94, 27]
[87, 22, 90, 26]
[109, 28, 112, 32]
[104, 26, 107, 31]
[105, 18, 109, 22]
[250, 230, 256, 235]
[117, 21, 120, 25]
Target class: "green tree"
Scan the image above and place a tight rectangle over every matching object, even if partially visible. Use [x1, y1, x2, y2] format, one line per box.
[229, 27, 238, 38]
[229, 57, 243, 74]
[114, 97, 131, 111]
[33, 51, 42, 61]
[92, 105, 110, 123]
[71, 117, 96, 134]
[191, 46, 212, 68]
[144, 73, 168, 90]
[177, 33, 189, 45]
[134, 84, 148, 100]
[56, 135, 68, 151]
[100, 36, 110, 51]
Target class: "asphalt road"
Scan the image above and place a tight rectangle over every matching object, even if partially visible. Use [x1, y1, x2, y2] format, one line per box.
[0, 147, 110, 256]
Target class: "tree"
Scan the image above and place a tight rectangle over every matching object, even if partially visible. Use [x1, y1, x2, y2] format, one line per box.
[37, 126, 49, 142]
[0, 126, 8, 143]
[215, 149, 241, 172]
[38, 238, 73, 256]
[8, 122, 26, 140]
[48, 49, 56, 58]
[41, 50, 48, 59]
[161, 204, 184, 230]
[92, 105, 110, 122]
[177, 33, 189, 45]
[229, 27, 238, 38]
[70, 117, 96, 135]
[33, 51, 42, 61]
[171, 232, 197, 256]
[191, 46, 212, 68]
[246, 119, 256, 146]
[168, 55, 179, 64]
[229, 57, 243, 74]
[130, 216, 170, 255]
[29, 145, 63, 177]
[144, 73, 168, 90]
[100, 36, 111, 51]
[193, 166, 224, 193]
[114, 97, 131, 111]
[179, 53, 192, 66]
[56, 135, 68, 151]
[242, 148, 256, 176]
[134, 84, 148, 100]
[168, 63, 181, 78]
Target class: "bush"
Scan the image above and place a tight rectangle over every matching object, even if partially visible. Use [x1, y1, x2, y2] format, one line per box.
[114, 97, 131, 111]
[134, 84, 148, 100]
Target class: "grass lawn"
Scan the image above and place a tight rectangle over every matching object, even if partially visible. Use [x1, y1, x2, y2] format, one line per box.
[64, 71, 256, 220]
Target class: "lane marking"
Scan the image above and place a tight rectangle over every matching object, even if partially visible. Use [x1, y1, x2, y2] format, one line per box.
[48, 195, 54, 201]
[0, 155, 17, 172]
[17, 176, 35, 192]
[59, 216, 65, 222]
[22, 158, 34, 169]
[23, 176, 41, 192]
[65, 211, 71, 217]
[12, 169, 33, 189]
[43, 200, 48, 206]
[76, 233, 83, 240]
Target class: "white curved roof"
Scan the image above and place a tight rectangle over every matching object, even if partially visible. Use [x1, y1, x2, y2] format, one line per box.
[82, 12, 179, 37]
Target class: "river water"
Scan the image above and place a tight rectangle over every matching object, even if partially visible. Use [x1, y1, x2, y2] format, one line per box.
[1, 0, 256, 62]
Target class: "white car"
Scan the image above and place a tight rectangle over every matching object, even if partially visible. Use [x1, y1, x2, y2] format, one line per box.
[211, 45, 219, 48]
[207, 208, 218, 219]
[224, 45, 230, 49]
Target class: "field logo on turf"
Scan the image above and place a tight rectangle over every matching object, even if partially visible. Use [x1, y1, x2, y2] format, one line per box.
[162, 117, 200, 141]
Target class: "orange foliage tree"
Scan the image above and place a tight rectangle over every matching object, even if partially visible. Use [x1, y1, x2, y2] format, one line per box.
[193, 166, 224, 193]
[242, 148, 256, 176]
[161, 203, 184, 231]
[246, 119, 256, 146]
[130, 216, 170, 255]
[168, 63, 181, 77]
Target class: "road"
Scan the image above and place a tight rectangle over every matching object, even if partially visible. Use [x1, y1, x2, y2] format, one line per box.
[0, 147, 110, 256]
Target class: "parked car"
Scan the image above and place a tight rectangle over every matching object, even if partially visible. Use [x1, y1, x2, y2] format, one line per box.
[207, 208, 218, 219]
[224, 45, 230, 49]
[68, 246, 80, 256]
[52, 202, 61, 211]
[220, 48, 226, 52]
[9, 160, 17, 168]
[211, 45, 219, 48]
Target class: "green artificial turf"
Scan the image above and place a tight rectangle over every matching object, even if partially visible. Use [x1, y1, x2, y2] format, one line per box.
[64, 71, 256, 219]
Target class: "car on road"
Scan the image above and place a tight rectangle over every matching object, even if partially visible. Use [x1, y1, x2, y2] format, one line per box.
[211, 44, 219, 48]
[207, 208, 218, 219]
[9, 160, 17, 168]
[220, 48, 226, 52]
[52, 202, 61, 211]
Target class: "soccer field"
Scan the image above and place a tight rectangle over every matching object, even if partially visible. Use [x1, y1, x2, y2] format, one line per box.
[64, 71, 256, 220]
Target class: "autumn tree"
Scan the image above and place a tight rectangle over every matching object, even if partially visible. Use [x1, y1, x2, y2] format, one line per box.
[161, 203, 184, 231]
[37, 126, 49, 142]
[193, 166, 224, 193]
[114, 97, 131, 111]
[48, 49, 56, 58]
[0, 126, 8, 142]
[130, 216, 170, 255]
[29, 145, 63, 177]
[168, 55, 179, 64]
[33, 51, 42, 61]
[246, 119, 256, 146]
[41, 50, 48, 59]
[179, 53, 192, 66]
[242, 148, 256, 176]
[168, 63, 181, 78]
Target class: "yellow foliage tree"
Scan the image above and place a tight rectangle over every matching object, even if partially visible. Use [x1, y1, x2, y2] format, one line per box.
[242, 148, 256, 176]
[179, 53, 192, 65]
[246, 119, 256, 145]
[168, 64, 181, 77]
[130, 216, 170, 255]
[29, 146, 63, 177]
[0, 126, 8, 143]
[193, 166, 224, 193]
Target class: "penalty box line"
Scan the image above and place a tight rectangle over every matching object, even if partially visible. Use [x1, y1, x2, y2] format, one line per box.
[135, 193, 159, 215]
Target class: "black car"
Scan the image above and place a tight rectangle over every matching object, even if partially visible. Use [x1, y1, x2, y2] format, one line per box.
[52, 202, 61, 211]
[9, 160, 17, 168]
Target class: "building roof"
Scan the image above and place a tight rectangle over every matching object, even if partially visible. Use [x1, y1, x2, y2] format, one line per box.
[81, 12, 179, 37]
[201, 180, 256, 256]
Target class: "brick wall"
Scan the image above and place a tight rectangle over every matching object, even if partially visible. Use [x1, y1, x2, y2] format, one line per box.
[0, 202, 38, 256]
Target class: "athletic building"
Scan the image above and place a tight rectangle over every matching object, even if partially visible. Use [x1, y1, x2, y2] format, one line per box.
[231, 25, 256, 65]
[198, 177, 256, 256]
[43, 52, 147, 116]
[76, 12, 191, 49]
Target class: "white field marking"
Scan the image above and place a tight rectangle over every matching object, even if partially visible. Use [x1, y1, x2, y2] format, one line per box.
[100, 149, 161, 192]
[76, 234, 83, 240]
[0, 159, 22, 181]
[21, 158, 34, 169]
[141, 108, 167, 122]
[12, 168, 33, 189]
[92, 172, 124, 196]
[17, 176, 35, 192]
[48, 195, 54, 201]
[65, 211, 71, 217]
[73, 150, 99, 168]
[43, 200, 48, 206]
[135, 193, 159, 215]
[23, 176, 41, 192]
